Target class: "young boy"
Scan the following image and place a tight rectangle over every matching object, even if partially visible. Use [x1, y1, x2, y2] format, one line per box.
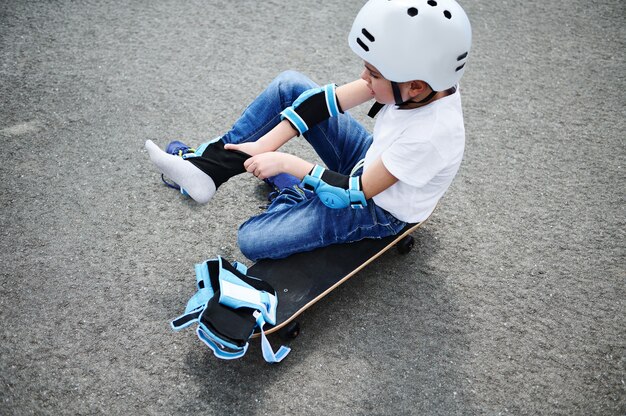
[146, 0, 472, 261]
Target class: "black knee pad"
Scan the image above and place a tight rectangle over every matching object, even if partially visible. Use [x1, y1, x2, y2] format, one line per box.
[187, 140, 250, 188]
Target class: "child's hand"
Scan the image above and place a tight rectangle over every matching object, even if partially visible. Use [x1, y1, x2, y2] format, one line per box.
[243, 152, 289, 179]
[243, 152, 314, 180]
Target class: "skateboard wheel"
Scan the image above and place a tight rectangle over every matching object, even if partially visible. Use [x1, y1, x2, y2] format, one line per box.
[397, 235, 415, 255]
[279, 321, 301, 340]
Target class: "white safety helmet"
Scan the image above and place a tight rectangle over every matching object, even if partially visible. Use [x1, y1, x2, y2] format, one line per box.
[349, 0, 472, 92]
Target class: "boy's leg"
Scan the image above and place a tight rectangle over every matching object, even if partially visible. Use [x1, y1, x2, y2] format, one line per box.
[237, 191, 406, 261]
[217, 70, 318, 146]
[301, 112, 373, 176]
[145, 139, 217, 203]
[146, 71, 319, 203]
[237, 110, 403, 260]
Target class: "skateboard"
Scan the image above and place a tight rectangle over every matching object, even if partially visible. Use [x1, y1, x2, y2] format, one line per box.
[249, 222, 424, 339]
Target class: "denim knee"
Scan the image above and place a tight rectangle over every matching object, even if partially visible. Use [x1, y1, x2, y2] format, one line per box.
[237, 221, 264, 261]
[273, 70, 317, 107]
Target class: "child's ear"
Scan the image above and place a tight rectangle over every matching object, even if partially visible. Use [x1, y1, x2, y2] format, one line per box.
[408, 80, 429, 98]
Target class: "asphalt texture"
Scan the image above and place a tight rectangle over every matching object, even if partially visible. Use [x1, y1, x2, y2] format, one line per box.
[1, 0, 624, 415]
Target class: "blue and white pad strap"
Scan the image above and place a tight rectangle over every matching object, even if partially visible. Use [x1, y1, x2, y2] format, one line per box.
[216, 257, 278, 324]
[185, 286, 212, 313]
[302, 164, 325, 191]
[218, 277, 278, 325]
[280, 107, 308, 136]
[310, 165, 325, 179]
[170, 260, 218, 331]
[324, 84, 340, 117]
[196, 327, 248, 360]
[292, 87, 321, 108]
[349, 176, 361, 191]
[194, 262, 214, 292]
[170, 305, 204, 331]
[231, 261, 248, 275]
[302, 165, 367, 210]
[348, 176, 367, 209]
[170, 285, 214, 331]
[256, 313, 290, 363]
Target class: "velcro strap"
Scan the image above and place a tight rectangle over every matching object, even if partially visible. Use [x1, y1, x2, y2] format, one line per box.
[183, 288, 212, 316]
[349, 176, 367, 209]
[309, 165, 325, 179]
[171, 306, 204, 331]
[302, 165, 325, 192]
[183, 137, 221, 159]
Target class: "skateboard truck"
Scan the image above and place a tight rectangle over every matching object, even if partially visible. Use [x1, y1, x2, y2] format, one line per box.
[279, 321, 301, 339]
[396, 234, 415, 255]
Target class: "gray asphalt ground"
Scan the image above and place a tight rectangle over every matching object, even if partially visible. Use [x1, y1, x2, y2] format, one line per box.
[1, 0, 624, 414]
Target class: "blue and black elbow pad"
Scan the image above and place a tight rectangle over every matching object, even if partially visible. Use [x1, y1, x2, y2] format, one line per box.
[302, 165, 367, 209]
[280, 84, 343, 136]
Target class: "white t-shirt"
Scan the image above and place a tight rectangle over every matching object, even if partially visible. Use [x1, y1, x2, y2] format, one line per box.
[363, 89, 465, 223]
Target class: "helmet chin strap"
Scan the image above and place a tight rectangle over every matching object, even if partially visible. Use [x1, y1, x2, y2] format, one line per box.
[391, 81, 437, 107]
[369, 81, 450, 119]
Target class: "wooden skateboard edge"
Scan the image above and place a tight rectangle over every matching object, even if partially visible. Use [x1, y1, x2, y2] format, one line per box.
[251, 219, 428, 338]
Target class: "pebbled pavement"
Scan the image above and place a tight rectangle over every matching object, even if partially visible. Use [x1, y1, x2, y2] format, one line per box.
[1, 0, 624, 414]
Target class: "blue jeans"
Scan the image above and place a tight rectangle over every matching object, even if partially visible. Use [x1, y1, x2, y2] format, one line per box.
[217, 71, 406, 260]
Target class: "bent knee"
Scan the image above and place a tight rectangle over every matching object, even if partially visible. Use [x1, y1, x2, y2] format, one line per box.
[237, 222, 264, 261]
[273, 70, 317, 104]
[275, 70, 310, 85]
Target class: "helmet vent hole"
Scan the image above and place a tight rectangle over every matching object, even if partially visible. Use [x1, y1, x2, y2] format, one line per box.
[407, 7, 418, 17]
[444, 10, 452, 19]
[455, 63, 466, 72]
[361, 28, 375, 42]
[356, 38, 370, 52]
[427, 0, 437, 6]
[457, 52, 468, 61]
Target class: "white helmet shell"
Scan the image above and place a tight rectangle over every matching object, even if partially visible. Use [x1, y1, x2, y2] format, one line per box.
[349, 0, 472, 91]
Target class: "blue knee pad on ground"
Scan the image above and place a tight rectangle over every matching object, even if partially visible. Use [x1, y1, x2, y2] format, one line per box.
[170, 256, 290, 363]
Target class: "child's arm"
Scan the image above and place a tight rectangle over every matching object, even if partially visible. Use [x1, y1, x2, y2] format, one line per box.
[243, 152, 397, 200]
[360, 157, 398, 199]
[224, 120, 297, 156]
[225, 79, 372, 156]
[242, 152, 314, 180]
[335, 79, 373, 113]
[295, 157, 397, 210]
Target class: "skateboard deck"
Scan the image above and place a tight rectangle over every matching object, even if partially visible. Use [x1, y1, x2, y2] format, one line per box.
[250, 222, 423, 338]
